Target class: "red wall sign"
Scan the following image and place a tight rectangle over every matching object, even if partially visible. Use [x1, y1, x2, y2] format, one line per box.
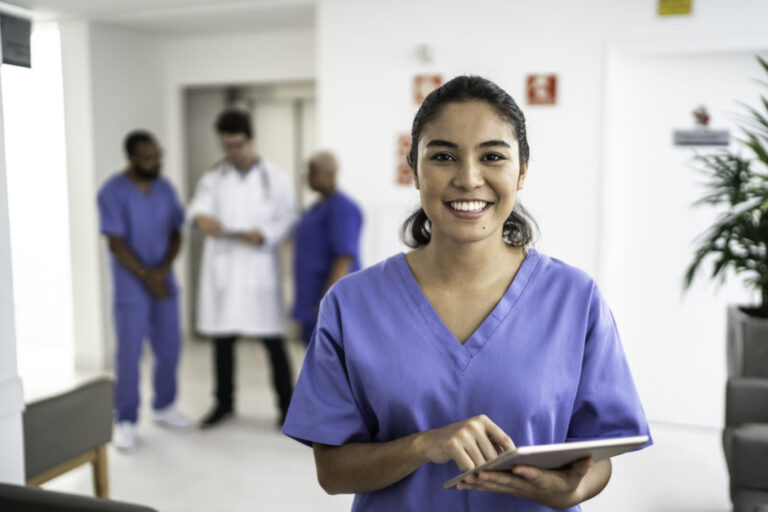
[413, 74, 442, 105]
[526, 74, 557, 105]
[396, 133, 413, 186]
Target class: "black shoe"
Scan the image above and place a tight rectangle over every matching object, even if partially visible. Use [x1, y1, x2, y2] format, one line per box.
[199, 405, 234, 429]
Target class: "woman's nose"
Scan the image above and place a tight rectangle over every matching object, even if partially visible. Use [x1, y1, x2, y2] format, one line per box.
[452, 160, 484, 190]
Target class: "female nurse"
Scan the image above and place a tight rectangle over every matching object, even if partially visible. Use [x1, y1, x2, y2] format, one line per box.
[282, 76, 651, 511]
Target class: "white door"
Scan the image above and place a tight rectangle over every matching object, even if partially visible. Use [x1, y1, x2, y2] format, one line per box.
[601, 49, 768, 428]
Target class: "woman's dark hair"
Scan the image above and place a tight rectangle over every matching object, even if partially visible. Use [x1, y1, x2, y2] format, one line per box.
[124, 130, 155, 156]
[401, 75, 537, 248]
[215, 108, 253, 139]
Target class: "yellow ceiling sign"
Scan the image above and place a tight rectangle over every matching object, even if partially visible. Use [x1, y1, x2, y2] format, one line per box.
[658, 0, 692, 15]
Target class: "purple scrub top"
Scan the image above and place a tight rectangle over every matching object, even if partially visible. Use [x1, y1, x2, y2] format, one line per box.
[283, 249, 651, 511]
[97, 173, 185, 304]
[292, 190, 363, 323]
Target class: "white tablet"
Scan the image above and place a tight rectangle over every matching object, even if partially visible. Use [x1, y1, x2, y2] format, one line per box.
[443, 435, 649, 489]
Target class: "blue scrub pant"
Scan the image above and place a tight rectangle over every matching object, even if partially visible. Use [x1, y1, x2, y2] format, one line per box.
[113, 294, 181, 423]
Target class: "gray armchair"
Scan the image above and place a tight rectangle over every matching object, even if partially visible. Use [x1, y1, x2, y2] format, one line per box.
[724, 377, 768, 512]
[23, 377, 113, 497]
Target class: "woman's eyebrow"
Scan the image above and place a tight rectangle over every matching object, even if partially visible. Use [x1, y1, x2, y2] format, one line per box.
[425, 139, 458, 148]
[477, 140, 511, 148]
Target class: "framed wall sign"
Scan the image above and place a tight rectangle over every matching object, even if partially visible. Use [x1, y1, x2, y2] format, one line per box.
[396, 133, 413, 185]
[526, 74, 557, 105]
[413, 74, 442, 105]
[1, 14, 31, 68]
[658, 0, 692, 16]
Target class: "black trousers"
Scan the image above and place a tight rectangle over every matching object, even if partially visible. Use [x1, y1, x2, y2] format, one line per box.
[212, 335, 293, 416]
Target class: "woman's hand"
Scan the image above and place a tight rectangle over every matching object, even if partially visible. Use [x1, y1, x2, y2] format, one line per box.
[414, 414, 515, 472]
[457, 458, 600, 509]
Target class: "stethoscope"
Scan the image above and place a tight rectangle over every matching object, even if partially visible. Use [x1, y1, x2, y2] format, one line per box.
[213, 158, 270, 200]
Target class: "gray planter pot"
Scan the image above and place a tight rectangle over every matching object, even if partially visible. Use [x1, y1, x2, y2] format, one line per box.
[727, 305, 768, 378]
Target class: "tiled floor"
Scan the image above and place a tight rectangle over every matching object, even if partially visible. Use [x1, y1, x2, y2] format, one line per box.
[41, 339, 732, 511]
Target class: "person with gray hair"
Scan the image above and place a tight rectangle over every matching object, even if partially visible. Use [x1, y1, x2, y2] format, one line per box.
[292, 150, 363, 345]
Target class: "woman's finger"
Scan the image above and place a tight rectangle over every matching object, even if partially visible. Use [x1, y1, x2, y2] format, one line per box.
[475, 434, 500, 462]
[483, 417, 515, 452]
[447, 440, 477, 472]
[462, 435, 489, 467]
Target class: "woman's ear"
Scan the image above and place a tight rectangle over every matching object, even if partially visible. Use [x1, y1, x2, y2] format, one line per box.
[517, 162, 528, 190]
[407, 156, 419, 190]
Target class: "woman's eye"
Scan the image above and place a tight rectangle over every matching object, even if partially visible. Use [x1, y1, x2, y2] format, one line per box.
[482, 153, 505, 162]
[431, 152, 455, 162]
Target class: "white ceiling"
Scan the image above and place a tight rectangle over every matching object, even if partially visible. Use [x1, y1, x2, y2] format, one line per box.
[3, 0, 315, 35]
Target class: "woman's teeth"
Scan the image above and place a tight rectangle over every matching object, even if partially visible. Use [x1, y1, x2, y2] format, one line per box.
[449, 201, 488, 212]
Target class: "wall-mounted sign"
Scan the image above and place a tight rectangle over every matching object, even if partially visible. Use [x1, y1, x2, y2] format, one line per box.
[396, 133, 413, 186]
[413, 74, 442, 105]
[674, 130, 729, 146]
[526, 74, 557, 105]
[658, 0, 692, 16]
[1, 14, 31, 68]
[673, 105, 729, 146]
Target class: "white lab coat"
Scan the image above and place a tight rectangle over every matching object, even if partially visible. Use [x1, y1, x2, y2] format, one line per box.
[187, 159, 297, 337]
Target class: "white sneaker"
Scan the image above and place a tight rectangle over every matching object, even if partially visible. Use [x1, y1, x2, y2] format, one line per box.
[152, 405, 192, 429]
[113, 421, 137, 451]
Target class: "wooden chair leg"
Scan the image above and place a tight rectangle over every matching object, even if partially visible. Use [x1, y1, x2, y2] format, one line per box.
[92, 444, 109, 499]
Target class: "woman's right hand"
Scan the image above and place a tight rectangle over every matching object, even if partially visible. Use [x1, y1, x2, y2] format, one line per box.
[414, 414, 515, 472]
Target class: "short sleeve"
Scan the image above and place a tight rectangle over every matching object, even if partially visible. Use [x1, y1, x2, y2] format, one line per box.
[329, 197, 362, 259]
[566, 283, 652, 448]
[186, 171, 217, 222]
[282, 290, 372, 447]
[260, 167, 298, 247]
[97, 182, 126, 237]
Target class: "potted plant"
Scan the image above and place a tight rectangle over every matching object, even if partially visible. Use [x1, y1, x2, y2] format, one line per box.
[684, 56, 768, 378]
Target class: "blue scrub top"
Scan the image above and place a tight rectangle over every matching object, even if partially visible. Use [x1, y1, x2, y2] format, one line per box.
[283, 250, 652, 512]
[97, 173, 185, 304]
[292, 191, 362, 323]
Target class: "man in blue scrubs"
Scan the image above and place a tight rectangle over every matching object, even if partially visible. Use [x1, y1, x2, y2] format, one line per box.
[98, 130, 191, 451]
[292, 151, 363, 345]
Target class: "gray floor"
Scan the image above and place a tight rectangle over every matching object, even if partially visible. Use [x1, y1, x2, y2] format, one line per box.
[42, 339, 732, 511]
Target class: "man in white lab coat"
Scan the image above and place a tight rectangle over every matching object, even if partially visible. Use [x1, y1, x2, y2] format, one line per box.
[188, 108, 297, 428]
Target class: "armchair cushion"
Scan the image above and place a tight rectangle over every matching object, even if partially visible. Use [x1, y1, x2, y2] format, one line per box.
[726, 377, 768, 426]
[23, 377, 113, 480]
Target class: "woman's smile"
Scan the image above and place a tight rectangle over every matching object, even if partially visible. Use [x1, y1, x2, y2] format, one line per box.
[444, 199, 493, 219]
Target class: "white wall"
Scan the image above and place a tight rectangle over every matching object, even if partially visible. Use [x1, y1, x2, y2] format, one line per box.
[0, 20, 25, 484]
[59, 20, 103, 371]
[316, 0, 768, 427]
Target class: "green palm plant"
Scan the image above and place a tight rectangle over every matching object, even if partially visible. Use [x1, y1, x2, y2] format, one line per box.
[684, 56, 768, 318]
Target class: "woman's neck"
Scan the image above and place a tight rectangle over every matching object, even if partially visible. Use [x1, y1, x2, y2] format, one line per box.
[414, 233, 523, 289]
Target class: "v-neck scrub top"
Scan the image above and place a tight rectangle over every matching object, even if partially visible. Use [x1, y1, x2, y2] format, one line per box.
[282, 250, 651, 512]
[98, 174, 185, 303]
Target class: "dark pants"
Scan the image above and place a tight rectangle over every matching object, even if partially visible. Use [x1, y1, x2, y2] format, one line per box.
[212, 335, 293, 416]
